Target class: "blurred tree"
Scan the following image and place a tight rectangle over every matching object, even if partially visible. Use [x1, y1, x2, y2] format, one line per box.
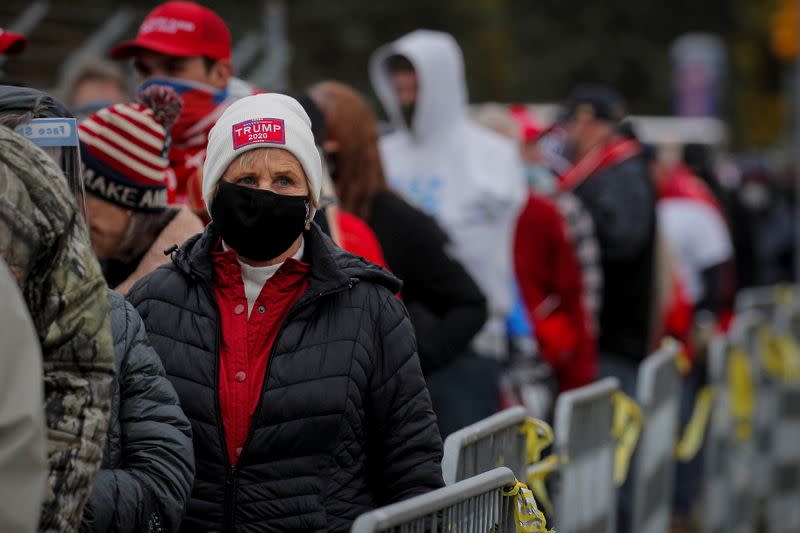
[0, 0, 785, 148]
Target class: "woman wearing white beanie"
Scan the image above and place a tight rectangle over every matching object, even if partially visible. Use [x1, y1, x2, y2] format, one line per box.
[127, 92, 444, 532]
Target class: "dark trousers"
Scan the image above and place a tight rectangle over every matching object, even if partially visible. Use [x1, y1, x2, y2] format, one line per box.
[426, 353, 505, 438]
[672, 363, 706, 518]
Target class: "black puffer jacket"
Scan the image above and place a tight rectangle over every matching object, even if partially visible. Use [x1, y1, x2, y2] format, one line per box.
[81, 291, 195, 533]
[127, 224, 444, 532]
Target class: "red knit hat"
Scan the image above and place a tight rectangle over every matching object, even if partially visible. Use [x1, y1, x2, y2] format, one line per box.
[79, 86, 182, 212]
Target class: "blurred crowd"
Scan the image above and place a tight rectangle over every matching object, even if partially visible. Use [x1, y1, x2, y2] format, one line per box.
[0, 2, 795, 532]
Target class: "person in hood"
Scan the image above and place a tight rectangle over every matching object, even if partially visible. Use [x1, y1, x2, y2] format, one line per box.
[0, 88, 115, 531]
[559, 86, 657, 389]
[370, 30, 527, 365]
[78, 86, 204, 294]
[111, 1, 259, 211]
[309, 80, 489, 435]
[1, 85, 195, 532]
[126, 93, 444, 531]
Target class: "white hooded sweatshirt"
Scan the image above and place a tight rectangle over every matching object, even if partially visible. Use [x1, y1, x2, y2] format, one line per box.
[370, 30, 527, 358]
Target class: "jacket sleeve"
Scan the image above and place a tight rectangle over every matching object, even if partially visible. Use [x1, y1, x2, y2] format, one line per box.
[366, 292, 444, 505]
[0, 261, 46, 533]
[399, 209, 487, 373]
[39, 224, 115, 532]
[81, 300, 194, 533]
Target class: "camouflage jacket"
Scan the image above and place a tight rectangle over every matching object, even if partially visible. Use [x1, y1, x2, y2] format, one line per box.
[0, 125, 114, 532]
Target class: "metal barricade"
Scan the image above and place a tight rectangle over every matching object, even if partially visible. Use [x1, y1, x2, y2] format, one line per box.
[735, 285, 782, 318]
[441, 406, 529, 485]
[350, 467, 517, 533]
[630, 340, 681, 533]
[549, 377, 619, 533]
[702, 314, 760, 533]
[763, 305, 800, 533]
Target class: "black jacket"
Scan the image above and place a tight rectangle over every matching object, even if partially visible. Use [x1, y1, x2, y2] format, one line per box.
[127, 223, 444, 532]
[367, 190, 487, 373]
[573, 153, 657, 361]
[81, 291, 195, 533]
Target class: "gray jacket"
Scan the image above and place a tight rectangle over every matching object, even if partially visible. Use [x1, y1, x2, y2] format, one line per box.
[0, 259, 46, 533]
[80, 291, 194, 533]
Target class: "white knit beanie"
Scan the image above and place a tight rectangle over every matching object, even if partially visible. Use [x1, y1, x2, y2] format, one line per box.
[202, 93, 322, 219]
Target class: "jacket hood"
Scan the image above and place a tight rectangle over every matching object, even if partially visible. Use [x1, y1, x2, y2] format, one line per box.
[0, 85, 73, 119]
[173, 222, 401, 295]
[0, 125, 75, 296]
[370, 30, 467, 139]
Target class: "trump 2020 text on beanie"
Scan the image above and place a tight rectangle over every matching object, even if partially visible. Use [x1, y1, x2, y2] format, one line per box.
[202, 93, 322, 219]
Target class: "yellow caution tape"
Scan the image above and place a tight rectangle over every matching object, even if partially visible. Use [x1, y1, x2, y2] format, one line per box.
[758, 326, 800, 383]
[503, 480, 555, 533]
[775, 284, 795, 309]
[675, 386, 715, 461]
[657, 336, 690, 376]
[525, 454, 561, 517]
[676, 349, 692, 376]
[728, 345, 755, 442]
[520, 418, 555, 464]
[776, 335, 800, 381]
[519, 418, 558, 517]
[611, 392, 643, 487]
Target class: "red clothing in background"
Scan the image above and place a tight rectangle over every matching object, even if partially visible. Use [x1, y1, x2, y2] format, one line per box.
[212, 248, 310, 465]
[337, 211, 389, 269]
[514, 193, 597, 390]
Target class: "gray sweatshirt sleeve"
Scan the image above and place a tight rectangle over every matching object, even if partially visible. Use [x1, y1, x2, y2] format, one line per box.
[0, 259, 47, 533]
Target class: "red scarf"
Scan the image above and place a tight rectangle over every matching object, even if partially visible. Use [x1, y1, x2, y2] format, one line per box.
[558, 138, 641, 192]
[658, 163, 723, 216]
[139, 77, 260, 205]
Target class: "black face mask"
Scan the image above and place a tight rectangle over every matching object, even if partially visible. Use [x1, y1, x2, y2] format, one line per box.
[210, 181, 310, 262]
[401, 102, 416, 129]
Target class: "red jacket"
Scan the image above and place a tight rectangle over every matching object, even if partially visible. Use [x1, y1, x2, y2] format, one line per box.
[514, 193, 597, 390]
[211, 247, 310, 465]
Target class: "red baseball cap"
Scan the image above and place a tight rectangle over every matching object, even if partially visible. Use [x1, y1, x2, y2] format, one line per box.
[111, 1, 231, 61]
[0, 28, 28, 56]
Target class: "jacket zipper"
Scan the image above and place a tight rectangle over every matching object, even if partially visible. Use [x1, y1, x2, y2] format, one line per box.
[201, 276, 356, 531]
[199, 280, 236, 532]
[235, 279, 357, 464]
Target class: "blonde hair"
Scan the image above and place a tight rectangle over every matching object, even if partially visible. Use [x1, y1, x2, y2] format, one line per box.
[217, 147, 318, 209]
